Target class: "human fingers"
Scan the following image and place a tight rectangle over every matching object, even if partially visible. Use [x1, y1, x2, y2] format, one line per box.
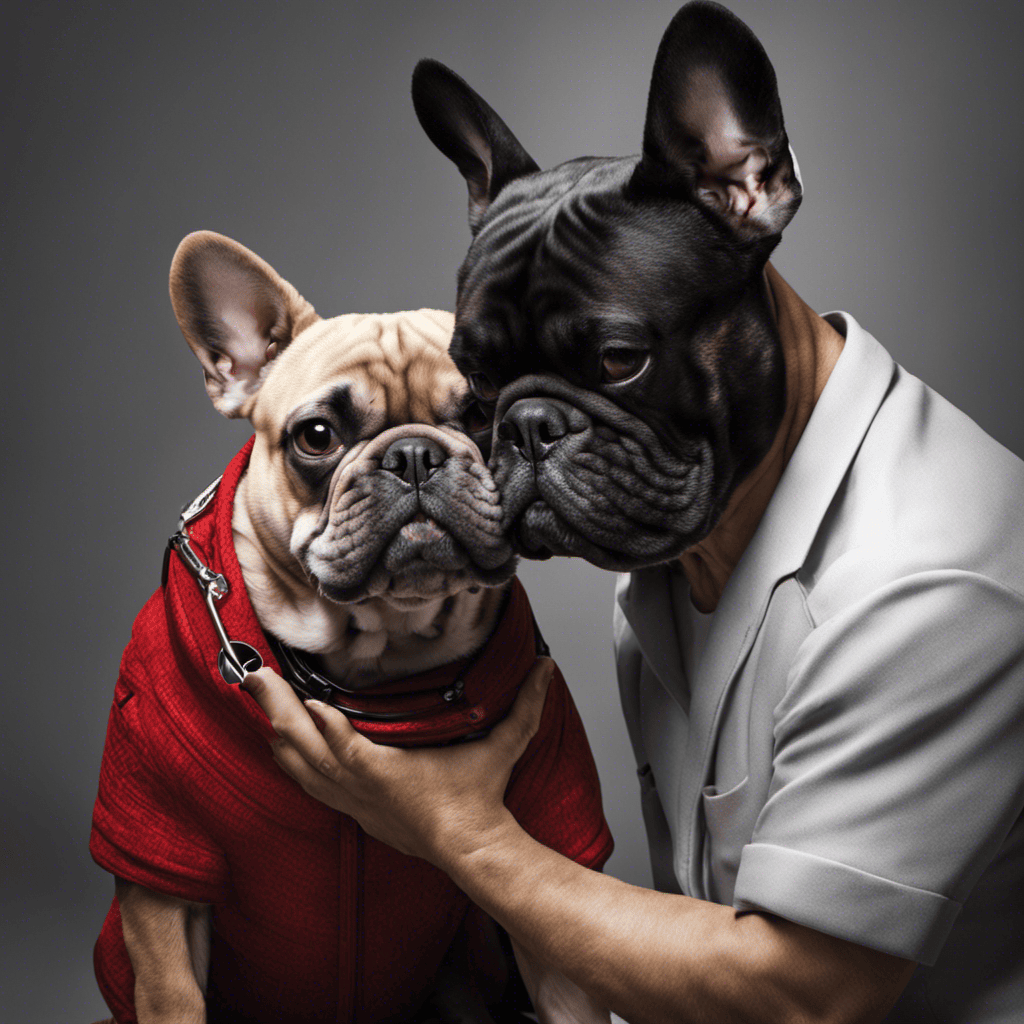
[240, 667, 339, 769]
[268, 702, 429, 859]
[268, 734, 367, 819]
[486, 657, 553, 766]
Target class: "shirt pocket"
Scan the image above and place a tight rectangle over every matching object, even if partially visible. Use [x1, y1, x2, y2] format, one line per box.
[701, 776, 753, 904]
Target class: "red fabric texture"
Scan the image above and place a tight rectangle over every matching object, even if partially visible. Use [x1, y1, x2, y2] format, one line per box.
[91, 438, 613, 1024]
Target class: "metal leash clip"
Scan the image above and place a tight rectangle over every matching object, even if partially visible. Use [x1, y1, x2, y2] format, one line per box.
[165, 476, 264, 685]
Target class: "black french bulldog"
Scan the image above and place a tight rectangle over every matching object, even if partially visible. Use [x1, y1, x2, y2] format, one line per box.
[412, 0, 801, 571]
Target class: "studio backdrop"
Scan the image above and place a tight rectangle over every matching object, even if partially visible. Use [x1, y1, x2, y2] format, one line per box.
[5, 2, 1021, 1019]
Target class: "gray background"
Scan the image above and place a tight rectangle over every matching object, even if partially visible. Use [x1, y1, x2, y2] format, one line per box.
[4, 1, 1021, 1020]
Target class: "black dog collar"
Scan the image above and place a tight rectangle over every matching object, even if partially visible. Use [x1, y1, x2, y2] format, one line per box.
[267, 634, 471, 722]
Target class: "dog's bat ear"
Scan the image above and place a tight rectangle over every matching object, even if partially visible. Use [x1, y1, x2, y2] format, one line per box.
[412, 59, 539, 234]
[169, 232, 320, 418]
[631, 1, 802, 241]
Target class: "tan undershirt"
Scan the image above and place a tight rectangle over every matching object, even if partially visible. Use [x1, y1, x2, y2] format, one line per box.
[679, 264, 845, 612]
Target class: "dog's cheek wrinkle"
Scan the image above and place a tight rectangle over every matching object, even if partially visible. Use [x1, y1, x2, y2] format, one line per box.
[467, 461, 499, 491]
[573, 453, 694, 513]
[542, 470, 649, 544]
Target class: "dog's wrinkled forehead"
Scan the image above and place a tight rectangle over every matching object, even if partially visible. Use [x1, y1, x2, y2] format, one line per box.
[450, 156, 739, 385]
[450, 159, 612, 379]
[252, 310, 465, 435]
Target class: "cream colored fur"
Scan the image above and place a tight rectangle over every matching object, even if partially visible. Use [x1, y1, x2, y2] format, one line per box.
[107, 233, 601, 1024]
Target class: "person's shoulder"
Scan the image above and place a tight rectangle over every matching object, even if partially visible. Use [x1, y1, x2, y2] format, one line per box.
[872, 362, 1023, 490]
[800, 356, 1024, 621]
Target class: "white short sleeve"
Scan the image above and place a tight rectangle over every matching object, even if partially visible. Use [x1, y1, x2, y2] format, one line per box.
[734, 571, 1024, 965]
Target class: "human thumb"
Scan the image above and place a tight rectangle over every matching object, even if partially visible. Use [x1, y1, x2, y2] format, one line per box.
[490, 656, 554, 762]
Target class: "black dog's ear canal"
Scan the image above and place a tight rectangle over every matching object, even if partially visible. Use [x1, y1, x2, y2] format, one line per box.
[412, 59, 539, 233]
[630, 0, 802, 241]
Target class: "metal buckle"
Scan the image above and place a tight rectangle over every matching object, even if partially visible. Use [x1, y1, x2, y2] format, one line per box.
[167, 477, 264, 685]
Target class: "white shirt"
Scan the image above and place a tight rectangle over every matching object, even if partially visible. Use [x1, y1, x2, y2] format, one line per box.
[614, 312, 1024, 1023]
[670, 568, 714, 686]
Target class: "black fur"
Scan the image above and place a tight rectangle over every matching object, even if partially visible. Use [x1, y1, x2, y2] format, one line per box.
[413, 1, 801, 570]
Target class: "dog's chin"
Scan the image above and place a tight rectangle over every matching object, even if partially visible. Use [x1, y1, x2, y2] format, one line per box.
[514, 501, 630, 569]
[314, 519, 517, 607]
[513, 500, 710, 572]
[516, 502, 584, 560]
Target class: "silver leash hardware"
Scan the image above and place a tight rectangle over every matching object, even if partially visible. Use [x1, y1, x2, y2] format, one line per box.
[167, 476, 264, 685]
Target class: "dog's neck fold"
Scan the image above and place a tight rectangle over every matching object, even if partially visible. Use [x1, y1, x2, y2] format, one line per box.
[679, 265, 844, 612]
[231, 477, 506, 687]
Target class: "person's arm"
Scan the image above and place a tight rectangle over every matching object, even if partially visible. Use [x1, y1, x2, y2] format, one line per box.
[242, 663, 915, 1024]
[512, 939, 611, 1024]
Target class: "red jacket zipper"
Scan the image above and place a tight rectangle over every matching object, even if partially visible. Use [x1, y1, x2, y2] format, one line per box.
[337, 817, 361, 1023]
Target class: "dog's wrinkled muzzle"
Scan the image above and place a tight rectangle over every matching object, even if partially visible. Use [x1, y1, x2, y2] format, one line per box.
[297, 422, 514, 604]
[324, 423, 485, 506]
[488, 373, 715, 569]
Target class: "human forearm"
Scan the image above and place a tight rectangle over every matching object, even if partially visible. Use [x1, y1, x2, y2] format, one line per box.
[244, 664, 914, 1024]
[448, 817, 913, 1024]
[512, 937, 611, 1024]
[445, 815, 768, 1024]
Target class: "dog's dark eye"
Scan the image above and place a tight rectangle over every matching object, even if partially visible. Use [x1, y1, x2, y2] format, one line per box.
[467, 373, 499, 402]
[294, 419, 342, 456]
[601, 349, 649, 384]
[463, 401, 494, 435]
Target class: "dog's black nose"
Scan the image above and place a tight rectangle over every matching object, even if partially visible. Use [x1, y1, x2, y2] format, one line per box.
[498, 399, 570, 464]
[380, 436, 448, 488]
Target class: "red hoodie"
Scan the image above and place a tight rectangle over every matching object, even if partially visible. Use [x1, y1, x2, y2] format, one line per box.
[90, 438, 613, 1024]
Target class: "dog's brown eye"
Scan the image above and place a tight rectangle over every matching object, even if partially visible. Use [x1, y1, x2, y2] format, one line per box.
[294, 419, 341, 456]
[601, 349, 649, 383]
[463, 401, 494, 434]
[468, 373, 499, 402]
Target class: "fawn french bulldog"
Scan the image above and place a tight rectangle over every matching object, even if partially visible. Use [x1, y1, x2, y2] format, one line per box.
[90, 232, 612, 1024]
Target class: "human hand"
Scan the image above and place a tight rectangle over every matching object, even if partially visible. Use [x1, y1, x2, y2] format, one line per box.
[240, 658, 553, 869]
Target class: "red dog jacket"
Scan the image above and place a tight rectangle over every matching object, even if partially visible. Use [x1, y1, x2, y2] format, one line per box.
[91, 439, 613, 1024]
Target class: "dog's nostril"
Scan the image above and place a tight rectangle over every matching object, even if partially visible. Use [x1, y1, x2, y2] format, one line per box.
[381, 436, 448, 487]
[382, 449, 409, 476]
[500, 399, 570, 463]
[537, 422, 560, 444]
[498, 420, 524, 446]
